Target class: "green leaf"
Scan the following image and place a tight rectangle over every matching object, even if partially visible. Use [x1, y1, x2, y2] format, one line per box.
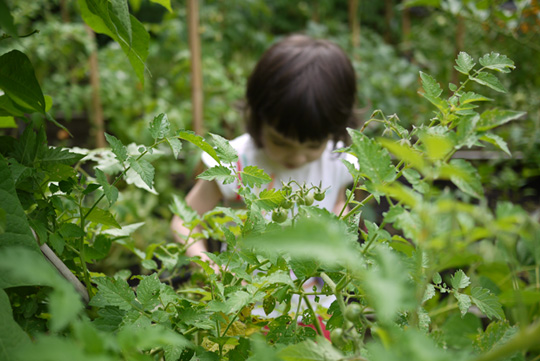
[90, 276, 138, 310]
[0, 247, 83, 331]
[210, 133, 238, 164]
[166, 136, 182, 159]
[104, 133, 128, 162]
[197, 165, 235, 184]
[454, 52, 476, 75]
[0, 155, 41, 254]
[0, 289, 30, 361]
[378, 138, 426, 171]
[420, 133, 454, 161]
[441, 159, 484, 199]
[474, 321, 518, 353]
[420, 71, 443, 97]
[348, 129, 396, 183]
[150, 0, 173, 12]
[149, 113, 170, 140]
[40, 146, 85, 167]
[278, 338, 343, 361]
[479, 52, 515, 73]
[177, 130, 220, 164]
[450, 270, 471, 290]
[477, 109, 526, 132]
[111, 0, 132, 45]
[79, 0, 149, 84]
[470, 287, 504, 320]
[137, 273, 161, 311]
[422, 284, 436, 303]
[480, 133, 511, 156]
[84, 235, 112, 260]
[255, 188, 285, 211]
[170, 195, 199, 223]
[459, 91, 492, 105]
[95, 167, 119, 206]
[83, 207, 121, 228]
[471, 72, 506, 93]
[129, 157, 155, 189]
[0, 50, 46, 113]
[240, 165, 272, 188]
[0, 116, 16, 128]
[0, 0, 18, 37]
[433, 272, 442, 284]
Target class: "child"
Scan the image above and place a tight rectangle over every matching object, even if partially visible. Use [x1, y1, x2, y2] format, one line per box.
[171, 34, 358, 263]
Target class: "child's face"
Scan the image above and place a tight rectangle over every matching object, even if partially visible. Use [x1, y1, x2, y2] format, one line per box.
[261, 125, 328, 169]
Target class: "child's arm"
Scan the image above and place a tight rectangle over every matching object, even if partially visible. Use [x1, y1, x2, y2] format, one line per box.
[170, 178, 222, 264]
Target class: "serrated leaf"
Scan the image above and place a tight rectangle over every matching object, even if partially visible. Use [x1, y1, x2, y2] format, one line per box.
[420, 71, 443, 97]
[104, 133, 128, 162]
[479, 52, 515, 73]
[111, 0, 132, 46]
[278, 338, 343, 361]
[40, 146, 85, 166]
[255, 188, 284, 211]
[149, 113, 170, 140]
[170, 194, 199, 223]
[377, 183, 421, 208]
[450, 270, 471, 289]
[166, 137, 182, 159]
[480, 133, 511, 156]
[84, 207, 121, 228]
[477, 109, 526, 131]
[90, 276, 138, 310]
[177, 130, 221, 164]
[197, 165, 235, 184]
[454, 52, 476, 75]
[129, 157, 155, 189]
[240, 165, 272, 188]
[441, 159, 484, 199]
[0, 50, 46, 114]
[378, 138, 426, 171]
[433, 272, 442, 284]
[137, 273, 161, 310]
[210, 133, 238, 164]
[470, 287, 504, 320]
[460, 91, 492, 105]
[95, 167, 119, 206]
[422, 284, 436, 303]
[420, 132, 455, 161]
[471, 72, 506, 93]
[348, 129, 396, 183]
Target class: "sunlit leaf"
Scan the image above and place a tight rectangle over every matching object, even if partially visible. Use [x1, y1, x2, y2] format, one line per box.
[471, 72, 506, 93]
[470, 287, 504, 320]
[454, 52, 476, 75]
[479, 52, 515, 73]
[477, 109, 526, 131]
[197, 165, 235, 184]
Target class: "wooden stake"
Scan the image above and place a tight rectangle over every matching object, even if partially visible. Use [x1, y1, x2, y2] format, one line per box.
[85, 25, 106, 148]
[187, 0, 204, 135]
[349, 0, 360, 50]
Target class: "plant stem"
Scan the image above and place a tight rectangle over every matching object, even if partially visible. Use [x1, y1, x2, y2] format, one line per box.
[302, 294, 324, 336]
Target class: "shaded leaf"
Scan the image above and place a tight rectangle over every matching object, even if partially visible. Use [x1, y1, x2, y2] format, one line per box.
[178, 130, 220, 164]
[149, 113, 170, 140]
[90, 276, 138, 310]
[471, 287, 504, 320]
[450, 270, 471, 290]
[477, 109, 526, 131]
[104, 133, 128, 162]
[471, 72, 506, 93]
[129, 157, 155, 189]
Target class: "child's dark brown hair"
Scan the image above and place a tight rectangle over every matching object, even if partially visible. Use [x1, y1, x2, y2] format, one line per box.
[246, 34, 358, 148]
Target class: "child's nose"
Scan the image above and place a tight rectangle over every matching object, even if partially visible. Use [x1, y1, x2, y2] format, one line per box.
[289, 152, 307, 167]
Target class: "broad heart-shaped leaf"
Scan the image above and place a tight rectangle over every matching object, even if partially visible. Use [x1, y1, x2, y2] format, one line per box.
[95, 167, 119, 206]
[104, 132, 128, 162]
[0, 247, 83, 331]
[454, 52, 476, 75]
[420, 71, 443, 98]
[79, 0, 149, 84]
[479, 52, 515, 73]
[470, 287, 504, 320]
[129, 157, 155, 189]
[471, 72, 506, 93]
[197, 165, 236, 185]
[0, 289, 31, 361]
[0, 50, 46, 113]
[0, 156, 41, 254]
[348, 129, 396, 183]
[177, 130, 220, 164]
[149, 113, 170, 140]
[450, 270, 471, 290]
[477, 109, 526, 132]
[240, 165, 272, 188]
[90, 276, 138, 310]
[254, 188, 284, 211]
[0, 0, 17, 37]
[210, 133, 238, 164]
[441, 159, 484, 199]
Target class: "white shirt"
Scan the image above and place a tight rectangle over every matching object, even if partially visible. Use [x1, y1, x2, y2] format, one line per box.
[201, 133, 356, 211]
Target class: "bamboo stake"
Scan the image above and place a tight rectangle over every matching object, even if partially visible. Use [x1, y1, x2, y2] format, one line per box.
[452, 15, 465, 85]
[187, 0, 204, 135]
[85, 25, 106, 148]
[349, 0, 360, 50]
